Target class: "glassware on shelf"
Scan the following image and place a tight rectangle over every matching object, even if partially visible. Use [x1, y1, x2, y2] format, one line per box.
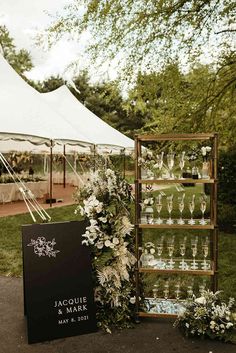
[201, 237, 210, 270]
[179, 152, 186, 178]
[152, 283, 159, 299]
[177, 194, 185, 225]
[167, 152, 175, 179]
[199, 194, 207, 225]
[155, 195, 163, 224]
[163, 281, 170, 300]
[191, 237, 198, 270]
[167, 236, 175, 269]
[187, 284, 194, 298]
[174, 282, 181, 301]
[179, 237, 188, 270]
[156, 237, 165, 269]
[154, 152, 164, 179]
[188, 194, 196, 225]
[166, 195, 174, 225]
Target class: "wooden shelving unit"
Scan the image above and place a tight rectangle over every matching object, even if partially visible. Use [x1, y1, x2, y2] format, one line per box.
[134, 133, 218, 319]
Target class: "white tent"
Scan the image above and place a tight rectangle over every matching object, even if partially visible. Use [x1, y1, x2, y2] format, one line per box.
[0, 55, 93, 147]
[42, 85, 134, 151]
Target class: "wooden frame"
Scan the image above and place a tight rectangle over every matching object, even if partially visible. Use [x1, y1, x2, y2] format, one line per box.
[134, 133, 218, 319]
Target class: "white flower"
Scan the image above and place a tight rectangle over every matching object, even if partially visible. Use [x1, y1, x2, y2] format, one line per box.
[195, 296, 206, 305]
[105, 239, 112, 247]
[226, 322, 233, 329]
[150, 248, 155, 254]
[112, 237, 119, 245]
[185, 323, 190, 328]
[130, 297, 136, 304]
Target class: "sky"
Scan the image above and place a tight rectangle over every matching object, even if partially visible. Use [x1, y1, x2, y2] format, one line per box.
[0, 0, 98, 81]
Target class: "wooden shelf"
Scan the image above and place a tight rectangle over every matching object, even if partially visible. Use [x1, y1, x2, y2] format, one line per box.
[136, 133, 215, 141]
[138, 311, 177, 318]
[139, 267, 214, 276]
[138, 223, 214, 230]
[137, 178, 215, 184]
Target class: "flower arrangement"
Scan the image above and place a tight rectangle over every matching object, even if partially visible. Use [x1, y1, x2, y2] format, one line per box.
[201, 146, 212, 161]
[74, 168, 136, 332]
[174, 290, 235, 342]
[143, 241, 156, 255]
[138, 149, 155, 170]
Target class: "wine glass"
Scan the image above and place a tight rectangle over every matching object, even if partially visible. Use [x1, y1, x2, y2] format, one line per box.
[177, 195, 185, 225]
[191, 237, 198, 270]
[187, 285, 194, 299]
[155, 195, 163, 224]
[179, 152, 186, 179]
[167, 236, 175, 269]
[174, 282, 181, 301]
[199, 194, 207, 225]
[179, 237, 188, 270]
[152, 283, 159, 299]
[156, 237, 165, 269]
[155, 152, 164, 179]
[201, 237, 210, 270]
[188, 195, 195, 225]
[166, 195, 174, 225]
[167, 152, 175, 179]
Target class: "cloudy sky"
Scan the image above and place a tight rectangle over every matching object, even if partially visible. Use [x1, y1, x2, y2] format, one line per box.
[0, 0, 96, 81]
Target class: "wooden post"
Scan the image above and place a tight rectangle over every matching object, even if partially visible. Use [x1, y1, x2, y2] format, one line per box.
[49, 140, 53, 208]
[63, 144, 66, 188]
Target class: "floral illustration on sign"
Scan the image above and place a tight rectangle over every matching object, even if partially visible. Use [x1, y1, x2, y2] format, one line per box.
[27, 236, 60, 258]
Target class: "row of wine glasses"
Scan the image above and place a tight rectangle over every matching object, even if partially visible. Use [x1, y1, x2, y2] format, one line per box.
[152, 279, 207, 301]
[140, 236, 210, 271]
[142, 150, 209, 180]
[144, 280, 208, 314]
[142, 193, 208, 225]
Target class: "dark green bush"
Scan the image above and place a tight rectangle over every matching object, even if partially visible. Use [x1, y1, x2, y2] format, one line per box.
[218, 147, 236, 205]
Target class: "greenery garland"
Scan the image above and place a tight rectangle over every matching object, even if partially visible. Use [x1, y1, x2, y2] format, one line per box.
[74, 168, 136, 332]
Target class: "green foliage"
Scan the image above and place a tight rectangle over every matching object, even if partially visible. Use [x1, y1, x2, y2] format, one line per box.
[0, 25, 33, 74]
[218, 146, 236, 204]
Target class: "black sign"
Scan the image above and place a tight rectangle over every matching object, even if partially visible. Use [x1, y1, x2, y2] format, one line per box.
[22, 221, 97, 344]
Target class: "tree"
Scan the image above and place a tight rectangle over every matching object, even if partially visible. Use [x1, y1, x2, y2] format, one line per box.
[45, 1, 235, 75]
[0, 25, 33, 74]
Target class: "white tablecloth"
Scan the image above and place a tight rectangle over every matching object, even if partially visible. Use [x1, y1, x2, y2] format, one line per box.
[0, 181, 48, 203]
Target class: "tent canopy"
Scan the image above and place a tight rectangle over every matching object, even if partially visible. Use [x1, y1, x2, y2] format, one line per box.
[0, 55, 93, 147]
[42, 85, 134, 150]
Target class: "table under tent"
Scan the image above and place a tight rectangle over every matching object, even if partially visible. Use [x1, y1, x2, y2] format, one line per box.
[0, 55, 134, 221]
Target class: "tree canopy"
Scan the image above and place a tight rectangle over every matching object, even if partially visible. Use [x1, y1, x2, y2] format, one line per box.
[0, 25, 33, 74]
[45, 0, 236, 75]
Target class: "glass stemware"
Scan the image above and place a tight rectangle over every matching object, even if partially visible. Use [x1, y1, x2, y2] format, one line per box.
[174, 282, 181, 301]
[167, 236, 175, 269]
[156, 237, 165, 269]
[152, 284, 158, 299]
[155, 152, 164, 179]
[201, 237, 210, 270]
[167, 152, 175, 179]
[179, 152, 186, 179]
[187, 285, 194, 299]
[166, 195, 174, 225]
[199, 194, 207, 225]
[188, 194, 195, 225]
[155, 195, 163, 224]
[177, 194, 185, 225]
[179, 237, 188, 270]
[191, 237, 198, 270]
[199, 279, 207, 296]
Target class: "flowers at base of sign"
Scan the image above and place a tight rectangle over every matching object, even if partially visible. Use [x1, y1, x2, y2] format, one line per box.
[174, 290, 236, 342]
[74, 168, 136, 331]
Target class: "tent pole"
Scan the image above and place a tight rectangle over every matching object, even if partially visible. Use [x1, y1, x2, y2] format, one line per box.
[50, 140, 53, 208]
[63, 144, 66, 188]
[93, 145, 96, 172]
[123, 148, 126, 179]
